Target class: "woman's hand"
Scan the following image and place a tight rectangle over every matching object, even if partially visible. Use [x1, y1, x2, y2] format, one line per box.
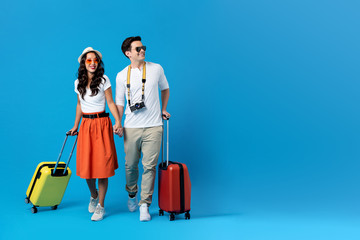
[69, 126, 78, 136]
[113, 122, 123, 137]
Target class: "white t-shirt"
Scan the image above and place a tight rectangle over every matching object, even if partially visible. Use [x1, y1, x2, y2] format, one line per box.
[74, 75, 111, 114]
[115, 62, 169, 128]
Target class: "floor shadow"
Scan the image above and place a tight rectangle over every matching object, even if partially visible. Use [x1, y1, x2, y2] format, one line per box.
[105, 204, 128, 216]
[161, 211, 243, 220]
[57, 200, 84, 209]
[24, 200, 85, 213]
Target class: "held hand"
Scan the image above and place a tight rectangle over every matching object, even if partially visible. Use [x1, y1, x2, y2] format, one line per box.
[162, 110, 171, 120]
[113, 122, 123, 137]
[69, 126, 78, 136]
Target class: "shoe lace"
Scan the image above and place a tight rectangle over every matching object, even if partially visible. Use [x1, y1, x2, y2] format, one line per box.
[140, 205, 148, 212]
[95, 205, 103, 214]
[91, 197, 97, 203]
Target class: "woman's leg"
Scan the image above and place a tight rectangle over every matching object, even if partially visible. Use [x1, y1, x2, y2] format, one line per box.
[98, 178, 108, 207]
[86, 179, 98, 198]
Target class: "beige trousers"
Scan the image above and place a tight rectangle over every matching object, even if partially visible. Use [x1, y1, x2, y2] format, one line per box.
[124, 126, 163, 206]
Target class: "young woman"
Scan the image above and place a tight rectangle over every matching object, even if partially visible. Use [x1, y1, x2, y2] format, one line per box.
[69, 47, 122, 221]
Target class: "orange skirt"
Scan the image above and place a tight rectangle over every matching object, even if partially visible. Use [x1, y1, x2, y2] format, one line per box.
[76, 112, 118, 179]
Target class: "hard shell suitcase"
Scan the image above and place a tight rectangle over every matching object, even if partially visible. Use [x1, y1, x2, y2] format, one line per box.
[158, 118, 191, 221]
[25, 132, 77, 213]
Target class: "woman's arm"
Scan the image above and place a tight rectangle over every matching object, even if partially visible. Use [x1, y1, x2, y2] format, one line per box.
[105, 87, 123, 136]
[69, 95, 82, 135]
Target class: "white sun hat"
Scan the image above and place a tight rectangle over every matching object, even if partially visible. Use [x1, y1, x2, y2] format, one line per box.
[78, 47, 102, 63]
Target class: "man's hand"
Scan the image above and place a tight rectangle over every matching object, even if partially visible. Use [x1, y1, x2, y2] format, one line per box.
[113, 122, 124, 137]
[162, 111, 171, 120]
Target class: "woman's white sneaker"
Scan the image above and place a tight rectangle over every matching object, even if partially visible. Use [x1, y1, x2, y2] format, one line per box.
[88, 191, 99, 213]
[139, 203, 151, 222]
[91, 203, 105, 221]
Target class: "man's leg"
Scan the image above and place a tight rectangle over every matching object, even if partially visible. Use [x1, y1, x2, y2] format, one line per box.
[139, 126, 163, 206]
[124, 128, 143, 196]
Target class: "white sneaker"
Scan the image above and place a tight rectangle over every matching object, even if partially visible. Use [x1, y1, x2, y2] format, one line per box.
[128, 194, 138, 212]
[139, 203, 151, 222]
[91, 203, 105, 221]
[88, 191, 99, 213]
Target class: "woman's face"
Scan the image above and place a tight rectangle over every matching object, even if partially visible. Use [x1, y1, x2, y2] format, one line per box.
[85, 52, 98, 74]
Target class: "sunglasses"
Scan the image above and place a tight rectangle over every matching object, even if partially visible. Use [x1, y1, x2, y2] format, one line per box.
[135, 46, 146, 52]
[85, 58, 99, 64]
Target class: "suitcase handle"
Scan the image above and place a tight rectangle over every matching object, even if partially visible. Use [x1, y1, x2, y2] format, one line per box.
[53, 131, 78, 175]
[161, 116, 170, 167]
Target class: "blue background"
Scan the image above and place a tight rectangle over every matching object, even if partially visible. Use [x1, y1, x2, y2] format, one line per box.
[1, 0, 360, 239]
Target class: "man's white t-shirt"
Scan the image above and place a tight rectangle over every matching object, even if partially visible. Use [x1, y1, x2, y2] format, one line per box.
[115, 62, 169, 128]
[74, 75, 111, 114]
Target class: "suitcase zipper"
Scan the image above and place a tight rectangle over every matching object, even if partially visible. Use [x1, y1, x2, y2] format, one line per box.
[173, 162, 185, 213]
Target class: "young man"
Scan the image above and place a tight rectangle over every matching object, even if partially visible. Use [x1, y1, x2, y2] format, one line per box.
[115, 36, 170, 221]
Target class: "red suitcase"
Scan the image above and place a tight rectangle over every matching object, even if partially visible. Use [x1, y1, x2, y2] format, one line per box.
[158, 118, 191, 221]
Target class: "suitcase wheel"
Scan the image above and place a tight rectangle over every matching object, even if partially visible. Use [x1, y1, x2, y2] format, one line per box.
[185, 212, 190, 220]
[31, 206, 37, 214]
[169, 213, 175, 221]
[159, 209, 164, 216]
[25, 197, 30, 204]
[51, 205, 58, 210]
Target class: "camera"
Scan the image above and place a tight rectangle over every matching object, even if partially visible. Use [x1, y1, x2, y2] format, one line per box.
[130, 102, 145, 112]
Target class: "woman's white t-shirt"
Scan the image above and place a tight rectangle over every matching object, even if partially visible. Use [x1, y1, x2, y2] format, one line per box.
[74, 75, 111, 114]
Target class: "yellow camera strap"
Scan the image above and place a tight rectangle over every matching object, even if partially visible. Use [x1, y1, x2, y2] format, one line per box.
[127, 62, 146, 105]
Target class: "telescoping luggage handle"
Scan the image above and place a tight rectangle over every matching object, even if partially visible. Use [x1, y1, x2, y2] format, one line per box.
[53, 131, 78, 175]
[161, 115, 170, 167]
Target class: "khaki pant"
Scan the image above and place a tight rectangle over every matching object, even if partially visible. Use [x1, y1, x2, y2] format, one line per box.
[124, 126, 163, 206]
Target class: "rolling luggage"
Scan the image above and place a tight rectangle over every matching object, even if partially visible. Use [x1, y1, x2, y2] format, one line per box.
[158, 117, 191, 221]
[25, 132, 77, 213]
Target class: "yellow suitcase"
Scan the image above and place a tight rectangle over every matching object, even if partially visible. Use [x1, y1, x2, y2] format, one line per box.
[25, 132, 77, 213]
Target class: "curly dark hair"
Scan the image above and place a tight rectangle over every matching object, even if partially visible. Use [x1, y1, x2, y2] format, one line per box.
[121, 36, 142, 58]
[77, 51, 105, 100]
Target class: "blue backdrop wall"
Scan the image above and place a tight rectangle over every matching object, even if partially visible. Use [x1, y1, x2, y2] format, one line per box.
[1, 0, 360, 239]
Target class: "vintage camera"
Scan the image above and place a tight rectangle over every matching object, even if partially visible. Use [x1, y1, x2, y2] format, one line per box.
[130, 101, 145, 112]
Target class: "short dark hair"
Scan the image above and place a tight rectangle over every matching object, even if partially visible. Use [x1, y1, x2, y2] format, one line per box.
[121, 36, 142, 58]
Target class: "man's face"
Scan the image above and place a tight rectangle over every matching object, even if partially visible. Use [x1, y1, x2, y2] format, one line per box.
[126, 41, 146, 62]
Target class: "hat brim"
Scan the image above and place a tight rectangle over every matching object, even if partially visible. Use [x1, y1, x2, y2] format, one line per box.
[78, 50, 102, 63]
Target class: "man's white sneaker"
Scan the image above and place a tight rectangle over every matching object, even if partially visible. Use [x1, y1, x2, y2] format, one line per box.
[139, 203, 151, 222]
[91, 203, 105, 221]
[128, 194, 138, 212]
[88, 191, 99, 213]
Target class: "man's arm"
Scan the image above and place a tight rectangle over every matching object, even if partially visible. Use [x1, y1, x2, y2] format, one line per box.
[116, 105, 124, 122]
[161, 88, 170, 119]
